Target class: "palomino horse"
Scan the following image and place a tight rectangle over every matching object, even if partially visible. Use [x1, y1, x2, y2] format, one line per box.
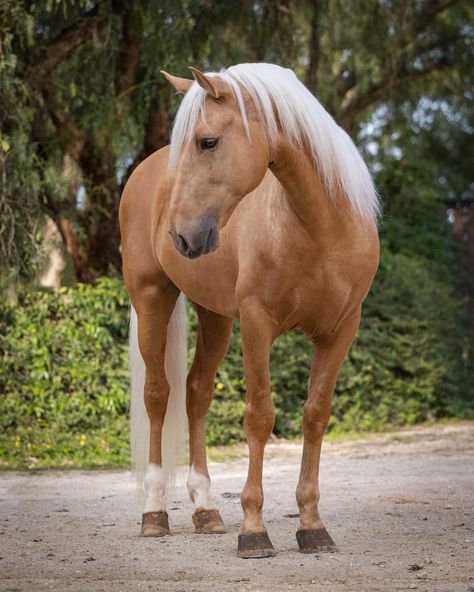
[120, 63, 379, 558]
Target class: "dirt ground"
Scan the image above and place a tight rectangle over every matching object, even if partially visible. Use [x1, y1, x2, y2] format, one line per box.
[1, 423, 473, 592]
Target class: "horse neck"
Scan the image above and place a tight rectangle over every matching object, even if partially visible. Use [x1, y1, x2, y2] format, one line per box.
[268, 137, 352, 240]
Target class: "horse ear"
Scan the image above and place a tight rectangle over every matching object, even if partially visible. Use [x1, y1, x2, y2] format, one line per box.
[188, 67, 225, 99]
[160, 70, 193, 95]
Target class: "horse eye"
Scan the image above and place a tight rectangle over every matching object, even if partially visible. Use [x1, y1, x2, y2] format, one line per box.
[199, 137, 219, 150]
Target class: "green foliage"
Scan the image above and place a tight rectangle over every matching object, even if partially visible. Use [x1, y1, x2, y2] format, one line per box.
[0, 6, 46, 282]
[2, 248, 470, 469]
[1, 0, 472, 282]
[331, 248, 471, 432]
[0, 278, 131, 468]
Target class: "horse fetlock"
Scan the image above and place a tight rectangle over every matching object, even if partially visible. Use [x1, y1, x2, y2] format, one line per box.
[187, 466, 214, 510]
[143, 463, 167, 512]
[241, 497, 266, 536]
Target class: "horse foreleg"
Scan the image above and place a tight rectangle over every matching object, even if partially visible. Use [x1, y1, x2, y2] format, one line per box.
[296, 311, 361, 553]
[186, 304, 233, 534]
[237, 301, 277, 558]
[133, 282, 180, 537]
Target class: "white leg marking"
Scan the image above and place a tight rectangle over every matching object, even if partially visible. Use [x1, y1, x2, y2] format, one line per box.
[187, 466, 215, 510]
[143, 463, 167, 512]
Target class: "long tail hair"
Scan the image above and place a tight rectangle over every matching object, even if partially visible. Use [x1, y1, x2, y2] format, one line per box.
[129, 294, 188, 489]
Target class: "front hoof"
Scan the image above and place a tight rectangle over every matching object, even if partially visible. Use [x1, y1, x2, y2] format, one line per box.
[192, 509, 226, 534]
[140, 511, 170, 537]
[296, 528, 337, 553]
[237, 532, 277, 559]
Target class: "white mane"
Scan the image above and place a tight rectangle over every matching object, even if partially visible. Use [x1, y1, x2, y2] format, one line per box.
[169, 63, 379, 221]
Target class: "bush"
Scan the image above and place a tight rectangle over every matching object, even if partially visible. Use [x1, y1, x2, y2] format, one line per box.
[0, 278, 131, 468]
[1, 250, 471, 468]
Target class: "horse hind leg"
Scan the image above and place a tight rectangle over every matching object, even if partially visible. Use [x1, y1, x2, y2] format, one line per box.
[130, 280, 182, 537]
[296, 312, 361, 553]
[186, 304, 233, 534]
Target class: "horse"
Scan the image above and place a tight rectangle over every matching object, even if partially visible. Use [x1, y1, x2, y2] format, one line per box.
[119, 62, 380, 559]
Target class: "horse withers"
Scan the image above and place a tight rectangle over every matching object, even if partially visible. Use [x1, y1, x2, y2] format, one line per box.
[119, 63, 379, 558]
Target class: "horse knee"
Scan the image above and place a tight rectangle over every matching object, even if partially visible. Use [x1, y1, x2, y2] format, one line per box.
[302, 399, 329, 440]
[244, 394, 275, 441]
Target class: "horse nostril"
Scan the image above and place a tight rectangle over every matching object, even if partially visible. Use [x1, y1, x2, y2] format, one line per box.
[205, 226, 216, 252]
[176, 233, 189, 254]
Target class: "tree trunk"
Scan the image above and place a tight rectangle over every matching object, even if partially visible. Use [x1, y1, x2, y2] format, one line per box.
[305, 0, 321, 94]
[76, 141, 121, 282]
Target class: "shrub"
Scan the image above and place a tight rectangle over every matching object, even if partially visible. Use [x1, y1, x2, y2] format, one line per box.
[0, 278, 131, 468]
[0, 249, 471, 468]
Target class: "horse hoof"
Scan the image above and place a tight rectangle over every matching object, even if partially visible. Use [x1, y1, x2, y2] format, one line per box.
[296, 527, 337, 553]
[237, 532, 277, 559]
[140, 511, 170, 537]
[192, 509, 226, 534]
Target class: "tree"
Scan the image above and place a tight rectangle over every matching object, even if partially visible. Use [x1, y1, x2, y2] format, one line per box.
[0, 0, 471, 283]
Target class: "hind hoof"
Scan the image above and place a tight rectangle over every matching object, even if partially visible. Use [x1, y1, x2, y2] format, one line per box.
[296, 527, 337, 553]
[140, 511, 170, 537]
[192, 509, 226, 534]
[237, 532, 277, 559]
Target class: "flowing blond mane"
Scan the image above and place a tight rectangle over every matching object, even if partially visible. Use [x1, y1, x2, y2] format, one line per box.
[169, 63, 379, 221]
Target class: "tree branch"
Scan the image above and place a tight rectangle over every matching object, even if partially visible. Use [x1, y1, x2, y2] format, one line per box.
[408, 0, 459, 37]
[40, 84, 86, 162]
[114, 6, 143, 96]
[34, 7, 107, 75]
[121, 83, 172, 187]
[305, 0, 322, 93]
[335, 0, 461, 127]
[337, 55, 454, 127]
[28, 5, 106, 162]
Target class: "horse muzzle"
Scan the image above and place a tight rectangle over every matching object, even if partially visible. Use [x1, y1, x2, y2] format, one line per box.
[170, 215, 219, 259]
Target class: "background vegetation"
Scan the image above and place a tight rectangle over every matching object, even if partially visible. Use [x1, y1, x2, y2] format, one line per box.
[0, 0, 472, 468]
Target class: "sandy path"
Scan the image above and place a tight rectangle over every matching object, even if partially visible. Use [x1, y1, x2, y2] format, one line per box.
[1, 423, 473, 592]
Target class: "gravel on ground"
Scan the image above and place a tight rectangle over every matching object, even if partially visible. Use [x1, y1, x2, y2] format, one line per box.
[0, 422, 473, 592]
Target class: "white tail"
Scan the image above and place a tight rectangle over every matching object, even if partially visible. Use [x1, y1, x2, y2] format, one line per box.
[129, 294, 188, 490]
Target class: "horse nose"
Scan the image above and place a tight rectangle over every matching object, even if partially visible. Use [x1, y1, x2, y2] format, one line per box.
[172, 216, 218, 259]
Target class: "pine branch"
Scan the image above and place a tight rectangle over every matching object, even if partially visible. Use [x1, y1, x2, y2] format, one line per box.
[337, 55, 454, 127]
[335, 0, 461, 126]
[34, 7, 107, 75]
[121, 83, 171, 187]
[40, 85, 86, 163]
[409, 0, 459, 36]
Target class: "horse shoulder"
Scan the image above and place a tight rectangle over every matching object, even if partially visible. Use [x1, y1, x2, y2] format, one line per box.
[120, 146, 171, 288]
